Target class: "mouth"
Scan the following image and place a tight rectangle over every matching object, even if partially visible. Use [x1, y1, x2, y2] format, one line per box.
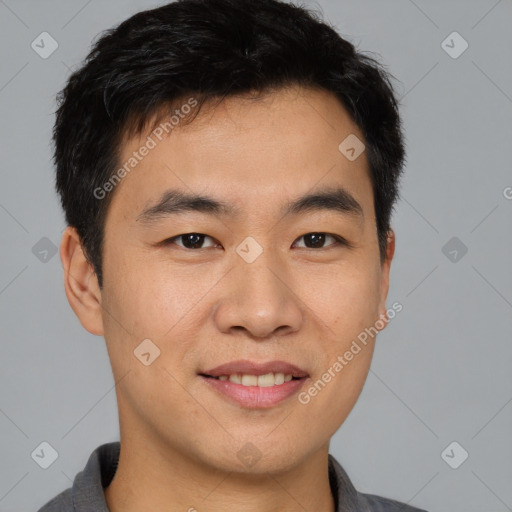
[198, 360, 309, 408]
[200, 373, 303, 386]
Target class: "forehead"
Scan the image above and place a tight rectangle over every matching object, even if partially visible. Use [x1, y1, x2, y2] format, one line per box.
[108, 85, 373, 224]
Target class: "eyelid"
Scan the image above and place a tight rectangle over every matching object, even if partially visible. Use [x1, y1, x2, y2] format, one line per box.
[293, 233, 351, 249]
[158, 232, 352, 250]
[162, 233, 218, 249]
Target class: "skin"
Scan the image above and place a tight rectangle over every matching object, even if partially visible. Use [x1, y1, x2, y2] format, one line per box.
[60, 85, 395, 512]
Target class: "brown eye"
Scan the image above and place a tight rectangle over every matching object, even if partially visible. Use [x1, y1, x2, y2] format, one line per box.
[293, 233, 345, 249]
[166, 233, 218, 249]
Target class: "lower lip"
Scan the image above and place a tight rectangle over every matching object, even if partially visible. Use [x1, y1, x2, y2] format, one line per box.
[200, 376, 308, 408]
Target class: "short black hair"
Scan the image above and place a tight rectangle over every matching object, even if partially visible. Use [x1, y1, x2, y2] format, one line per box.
[54, 0, 406, 289]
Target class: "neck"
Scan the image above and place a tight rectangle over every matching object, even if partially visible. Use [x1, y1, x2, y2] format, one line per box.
[104, 431, 335, 512]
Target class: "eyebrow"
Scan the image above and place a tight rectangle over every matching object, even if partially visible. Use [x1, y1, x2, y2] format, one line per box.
[136, 186, 364, 224]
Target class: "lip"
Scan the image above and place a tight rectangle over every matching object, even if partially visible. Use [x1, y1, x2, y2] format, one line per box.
[201, 359, 309, 378]
[199, 359, 309, 409]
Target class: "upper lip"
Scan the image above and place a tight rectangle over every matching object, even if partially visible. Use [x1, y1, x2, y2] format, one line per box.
[201, 359, 309, 378]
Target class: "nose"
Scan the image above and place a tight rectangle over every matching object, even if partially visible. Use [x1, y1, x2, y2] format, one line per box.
[212, 252, 304, 340]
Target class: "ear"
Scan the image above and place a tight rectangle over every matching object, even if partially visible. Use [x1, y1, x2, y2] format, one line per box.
[375, 228, 396, 330]
[60, 226, 104, 336]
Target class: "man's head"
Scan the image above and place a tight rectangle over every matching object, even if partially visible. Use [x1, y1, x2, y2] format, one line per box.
[54, 0, 405, 289]
[56, 0, 405, 476]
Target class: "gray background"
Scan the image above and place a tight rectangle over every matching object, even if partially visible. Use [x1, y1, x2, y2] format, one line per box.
[1, 0, 511, 510]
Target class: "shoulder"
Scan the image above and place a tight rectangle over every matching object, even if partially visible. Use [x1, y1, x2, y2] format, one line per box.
[328, 453, 429, 512]
[359, 492, 429, 512]
[36, 441, 119, 511]
[37, 487, 73, 511]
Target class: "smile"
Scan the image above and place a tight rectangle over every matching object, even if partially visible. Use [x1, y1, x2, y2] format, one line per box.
[207, 372, 296, 386]
[199, 360, 309, 408]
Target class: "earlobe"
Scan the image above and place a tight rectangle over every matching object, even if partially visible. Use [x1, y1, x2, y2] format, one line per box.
[60, 226, 104, 336]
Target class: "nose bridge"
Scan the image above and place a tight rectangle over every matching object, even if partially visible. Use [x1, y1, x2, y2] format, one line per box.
[239, 250, 284, 305]
[213, 243, 303, 338]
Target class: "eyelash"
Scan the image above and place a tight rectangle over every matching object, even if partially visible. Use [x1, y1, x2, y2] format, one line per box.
[160, 232, 351, 250]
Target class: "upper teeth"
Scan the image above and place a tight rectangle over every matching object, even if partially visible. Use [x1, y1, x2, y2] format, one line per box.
[217, 373, 294, 387]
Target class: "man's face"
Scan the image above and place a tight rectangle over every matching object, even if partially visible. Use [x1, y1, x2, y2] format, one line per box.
[97, 86, 393, 473]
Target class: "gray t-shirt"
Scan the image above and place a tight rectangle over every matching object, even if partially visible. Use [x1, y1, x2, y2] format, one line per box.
[37, 442, 428, 511]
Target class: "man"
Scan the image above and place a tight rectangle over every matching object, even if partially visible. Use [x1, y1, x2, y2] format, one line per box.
[39, 0, 427, 510]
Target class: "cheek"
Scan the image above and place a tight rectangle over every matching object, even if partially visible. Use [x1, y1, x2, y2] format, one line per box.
[304, 263, 380, 412]
[101, 253, 221, 382]
[101, 247, 188, 338]
[301, 262, 381, 335]
[302, 266, 380, 431]
[294, 342, 374, 447]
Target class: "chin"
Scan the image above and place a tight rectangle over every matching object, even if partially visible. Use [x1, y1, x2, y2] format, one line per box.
[203, 436, 319, 476]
